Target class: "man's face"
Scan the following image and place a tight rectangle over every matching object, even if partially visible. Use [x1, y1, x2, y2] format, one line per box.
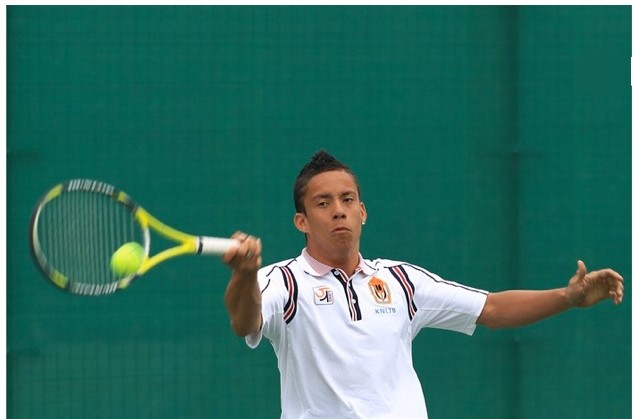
[294, 170, 367, 260]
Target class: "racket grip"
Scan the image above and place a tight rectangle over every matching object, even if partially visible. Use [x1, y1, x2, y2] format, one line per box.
[198, 237, 240, 255]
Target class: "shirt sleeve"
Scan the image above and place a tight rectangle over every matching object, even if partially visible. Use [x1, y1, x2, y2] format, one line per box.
[408, 265, 488, 338]
[245, 266, 288, 349]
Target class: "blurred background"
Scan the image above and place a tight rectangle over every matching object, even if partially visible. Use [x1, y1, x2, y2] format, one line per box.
[7, 6, 631, 418]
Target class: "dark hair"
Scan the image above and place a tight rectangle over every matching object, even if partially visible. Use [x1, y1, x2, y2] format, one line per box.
[293, 150, 361, 214]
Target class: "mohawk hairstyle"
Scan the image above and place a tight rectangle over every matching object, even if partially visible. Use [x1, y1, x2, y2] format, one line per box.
[293, 150, 361, 214]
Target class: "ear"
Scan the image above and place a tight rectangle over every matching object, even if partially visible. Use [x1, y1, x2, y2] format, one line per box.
[294, 212, 309, 234]
[360, 202, 367, 225]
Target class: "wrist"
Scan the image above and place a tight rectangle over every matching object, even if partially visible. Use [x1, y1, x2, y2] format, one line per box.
[562, 286, 580, 308]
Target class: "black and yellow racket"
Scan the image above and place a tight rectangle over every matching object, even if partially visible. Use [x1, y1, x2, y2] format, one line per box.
[29, 179, 238, 296]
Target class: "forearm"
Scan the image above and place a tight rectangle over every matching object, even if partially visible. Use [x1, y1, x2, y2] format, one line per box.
[224, 270, 262, 337]
[478, 288, 573, 329]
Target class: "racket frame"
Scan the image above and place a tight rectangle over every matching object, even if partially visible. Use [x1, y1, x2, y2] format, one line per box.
[29, 179, 237, 295]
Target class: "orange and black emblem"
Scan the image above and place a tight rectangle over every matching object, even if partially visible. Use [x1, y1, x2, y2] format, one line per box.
[368, 277, 392, 304]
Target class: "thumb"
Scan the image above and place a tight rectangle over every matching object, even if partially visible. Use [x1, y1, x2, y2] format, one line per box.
[566, 260, 588, 307]
[576, 260, 587, 279]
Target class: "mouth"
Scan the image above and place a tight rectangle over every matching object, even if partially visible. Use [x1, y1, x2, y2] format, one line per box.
[332, 227, 350, 233]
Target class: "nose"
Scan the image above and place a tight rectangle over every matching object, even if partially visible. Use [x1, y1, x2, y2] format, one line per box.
[332, 202, 347, 220]
[332, 212, 346, 220]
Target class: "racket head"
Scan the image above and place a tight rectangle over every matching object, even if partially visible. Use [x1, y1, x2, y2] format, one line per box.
[29, 179, 150, 296]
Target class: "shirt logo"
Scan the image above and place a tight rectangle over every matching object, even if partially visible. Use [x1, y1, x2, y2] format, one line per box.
[313, 286, 334, 305]
[368, 277, 392, 304]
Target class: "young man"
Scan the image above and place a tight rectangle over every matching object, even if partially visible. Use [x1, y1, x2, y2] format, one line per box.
[223, 150, 624, 419]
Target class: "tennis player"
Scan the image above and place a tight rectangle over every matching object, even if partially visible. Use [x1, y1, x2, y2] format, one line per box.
[223, 150, 624, 419]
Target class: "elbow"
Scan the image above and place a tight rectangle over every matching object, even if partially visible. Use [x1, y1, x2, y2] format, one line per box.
[230, 321, 252, 337]
[229, 314, 261, 338]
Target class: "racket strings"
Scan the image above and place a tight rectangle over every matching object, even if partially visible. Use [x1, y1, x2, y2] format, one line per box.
[37, 190, 143, 295]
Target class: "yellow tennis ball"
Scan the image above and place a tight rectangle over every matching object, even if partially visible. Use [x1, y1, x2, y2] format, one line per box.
[110, 242, 144, 277]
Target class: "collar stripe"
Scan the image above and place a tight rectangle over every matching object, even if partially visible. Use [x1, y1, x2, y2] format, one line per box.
[333, 269, 362, 321]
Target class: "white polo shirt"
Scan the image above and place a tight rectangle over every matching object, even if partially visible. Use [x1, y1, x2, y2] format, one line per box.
[247, 249, 488, 419]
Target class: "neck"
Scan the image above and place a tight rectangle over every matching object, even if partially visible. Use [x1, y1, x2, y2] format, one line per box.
[306, 247, 360, 276]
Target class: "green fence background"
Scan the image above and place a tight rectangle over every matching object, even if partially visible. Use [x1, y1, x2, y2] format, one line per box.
[7, 6, 631, 419]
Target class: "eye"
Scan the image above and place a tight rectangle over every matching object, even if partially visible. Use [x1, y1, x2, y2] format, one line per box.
[317, 201, 329, 208]
[343, 196, 355, 204]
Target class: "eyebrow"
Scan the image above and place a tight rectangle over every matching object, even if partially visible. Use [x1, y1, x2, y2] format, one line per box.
[311, 191, 357, 201]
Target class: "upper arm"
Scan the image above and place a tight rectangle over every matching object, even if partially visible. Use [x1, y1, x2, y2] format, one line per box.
[408, 266, 488, 336]
[476, 292, 496, 328]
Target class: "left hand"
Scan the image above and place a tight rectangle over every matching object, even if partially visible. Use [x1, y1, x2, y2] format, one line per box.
[566, 260, 624, 307]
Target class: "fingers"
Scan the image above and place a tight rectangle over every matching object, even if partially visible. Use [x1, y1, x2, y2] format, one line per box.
[591, 268, 624, 305]
[222, 231, 262, 271]
[583, 264, 625, 305]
